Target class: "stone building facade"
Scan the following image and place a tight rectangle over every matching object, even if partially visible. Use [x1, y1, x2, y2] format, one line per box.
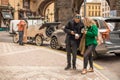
[0, 0, 13, 27]
[80, 2, 101, 17]
[101, 0, 110, 17]
[9, 0, 33, 20]
[1, 0, 120, 26]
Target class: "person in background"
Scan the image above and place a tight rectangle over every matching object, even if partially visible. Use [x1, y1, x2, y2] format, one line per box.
[64, 14, 84, 70]
[17, 20, 27, 45]
[81, 17, 98, 74]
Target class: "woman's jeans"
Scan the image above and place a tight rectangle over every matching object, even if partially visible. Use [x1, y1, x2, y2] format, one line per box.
[19, 31, 24, 45]
[83, 44, 96, 69]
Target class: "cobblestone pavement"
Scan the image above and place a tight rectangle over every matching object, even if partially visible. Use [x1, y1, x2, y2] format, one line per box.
[0, 42, 110, 80]
[0, 42, 40, 56]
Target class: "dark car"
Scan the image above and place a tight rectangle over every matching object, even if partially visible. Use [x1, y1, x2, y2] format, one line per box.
[102, 17, 120, 56]
[50, 17, 118, 58]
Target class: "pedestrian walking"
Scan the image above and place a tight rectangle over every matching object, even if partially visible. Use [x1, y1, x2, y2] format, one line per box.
[64, 14, 84, 70]
[17, 20, 27, 45]
[81, 17, 98, 74]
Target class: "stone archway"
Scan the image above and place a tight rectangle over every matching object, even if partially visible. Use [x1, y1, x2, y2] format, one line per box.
[74, 0, 110, 14]
[38, 0, 54, 16]
[36, 0, 120, 25]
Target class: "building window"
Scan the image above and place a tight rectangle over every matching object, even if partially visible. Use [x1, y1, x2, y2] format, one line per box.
[89, 6, 91, 9]
[96, 6, 97, 9]
[92, 11, 94, 16]
[23, 0, 30, 9]
[1, 0, 9, 5]
[89, 11, 91, 16]
[95, 11, 97, 16]
[99, 6, 100, 9]
[99, 11, 101, 16]
[102, 8, 104, 12]
[92, 6, 94, 9]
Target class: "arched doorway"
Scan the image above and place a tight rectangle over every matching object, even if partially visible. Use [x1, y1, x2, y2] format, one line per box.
[44, 3, 54, 22]
[38, 0, 54, 21]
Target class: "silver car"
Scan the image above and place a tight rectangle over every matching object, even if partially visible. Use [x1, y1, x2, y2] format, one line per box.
[50, 17, 118, 58]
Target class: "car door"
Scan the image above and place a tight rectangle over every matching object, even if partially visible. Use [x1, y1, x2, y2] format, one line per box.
[105, 18, 120, 45]
[110, 30, 120, 45]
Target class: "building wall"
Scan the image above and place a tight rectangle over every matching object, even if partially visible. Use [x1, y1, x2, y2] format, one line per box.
[30, 0, 36, 12]
[9, 0, 35, 19]
[0, 0, 9, 5]
[80, 2, 101, 17]
[101, 0, 110, 17]
[9, 0, 19, 19]
[7, 0, 44, 20]
[30, 0, 42, 12]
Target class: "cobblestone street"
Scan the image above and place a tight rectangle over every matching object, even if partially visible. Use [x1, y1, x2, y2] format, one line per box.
[0, 0, 120, 79]
[0, 42, 109, 80]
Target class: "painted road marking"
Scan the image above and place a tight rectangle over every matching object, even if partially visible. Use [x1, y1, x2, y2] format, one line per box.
[36, 45, 104, 70]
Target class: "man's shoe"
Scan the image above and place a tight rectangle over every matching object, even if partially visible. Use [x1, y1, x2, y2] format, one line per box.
[64, 66, 71, 70]
[73, 66, 76, 70]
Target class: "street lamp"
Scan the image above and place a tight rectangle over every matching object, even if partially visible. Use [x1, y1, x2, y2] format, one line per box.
[49, 13, 54, 22]
[84, 0, 87, 17]
[8, 3, 11, 10]
[47, 9, 50, 22]
[17, 3, 20, 11]
[17, 3, 20, 19]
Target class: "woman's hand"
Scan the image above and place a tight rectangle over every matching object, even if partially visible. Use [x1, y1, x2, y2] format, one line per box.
[83, 30, 87, 34]
[81, 28, 87, 34]
[71, 31, 75, 35]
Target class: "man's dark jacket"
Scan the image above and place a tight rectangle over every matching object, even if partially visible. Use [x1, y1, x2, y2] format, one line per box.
[64, 20, 84, 45]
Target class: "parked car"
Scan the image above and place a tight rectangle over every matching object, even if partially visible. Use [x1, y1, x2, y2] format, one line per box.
[103, 17, 120, 56]
[9, 18, 43, 34]
[12, 19, 61, 46]
[50, 17, 115, 58]
[9, 20, 21, 34]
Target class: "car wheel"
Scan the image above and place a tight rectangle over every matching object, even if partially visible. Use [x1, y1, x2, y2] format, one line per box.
[92, 50, 98, 60]
[50, 37, 60, 49]
[115, 53, 120, 56]
[35, 35, 43, 46]
[13, 34, 19, 43]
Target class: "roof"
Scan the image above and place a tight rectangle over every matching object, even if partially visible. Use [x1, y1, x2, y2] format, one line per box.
[105, 17, 120, 22]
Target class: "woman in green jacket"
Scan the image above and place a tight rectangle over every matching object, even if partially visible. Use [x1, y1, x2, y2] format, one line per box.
[81, 17, 98, 74]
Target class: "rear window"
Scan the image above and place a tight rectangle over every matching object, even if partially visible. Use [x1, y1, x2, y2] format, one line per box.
[99, 20, 107, 29]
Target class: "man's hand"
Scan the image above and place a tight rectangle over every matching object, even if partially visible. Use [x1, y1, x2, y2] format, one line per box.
[75, 34, 80, 39]
[71, 31, 75, 35]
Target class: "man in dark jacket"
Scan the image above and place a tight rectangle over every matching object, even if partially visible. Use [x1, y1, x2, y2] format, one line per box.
[64, 14, 84, 70]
